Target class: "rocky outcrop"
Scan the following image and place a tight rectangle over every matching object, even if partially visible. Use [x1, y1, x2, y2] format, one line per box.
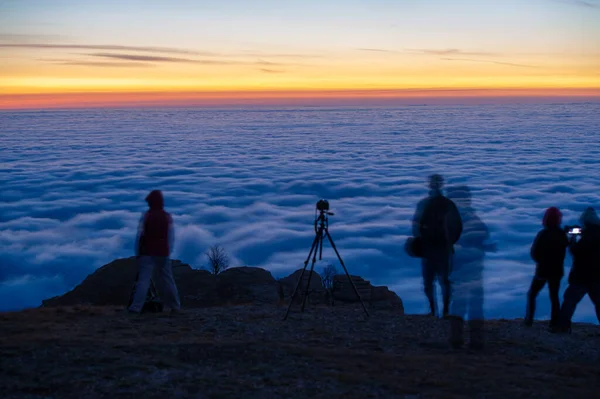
[215, 267, 280, 305]
[332, 275, 403, 311]
[41, 257, 403, 312]
[278, 269, 323, 303]
[41, 258, 279, 308]
[41, 257, 193, 307]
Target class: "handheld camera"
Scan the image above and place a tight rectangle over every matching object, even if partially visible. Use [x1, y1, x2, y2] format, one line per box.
[565, 225, 582, 236]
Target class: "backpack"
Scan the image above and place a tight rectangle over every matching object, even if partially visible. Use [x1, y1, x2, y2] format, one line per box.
[419, 195, 454, 250]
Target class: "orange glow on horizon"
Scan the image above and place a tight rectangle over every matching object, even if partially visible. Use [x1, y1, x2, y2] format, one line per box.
[1, 88, 599, 110]
[2, 0, 599, 110]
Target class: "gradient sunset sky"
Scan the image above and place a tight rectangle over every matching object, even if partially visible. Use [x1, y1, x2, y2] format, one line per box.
[1, 0, 599, 108]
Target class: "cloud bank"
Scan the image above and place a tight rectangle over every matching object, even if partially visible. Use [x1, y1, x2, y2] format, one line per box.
[1, 104, 599, 323]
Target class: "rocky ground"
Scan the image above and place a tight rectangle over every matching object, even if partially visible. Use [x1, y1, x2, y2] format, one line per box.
[1, 304, 599, 399]
[40, 258, 403, 311]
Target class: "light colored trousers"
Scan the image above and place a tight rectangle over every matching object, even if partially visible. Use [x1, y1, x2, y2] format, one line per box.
[450, 260, 484, 321]
[129, 256, 181, 312]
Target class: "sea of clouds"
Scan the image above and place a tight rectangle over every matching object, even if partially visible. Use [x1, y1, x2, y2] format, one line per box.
[1, 104, 599, 322]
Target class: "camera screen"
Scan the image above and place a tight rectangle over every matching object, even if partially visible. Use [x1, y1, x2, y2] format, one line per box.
[569, 227, 582, 235]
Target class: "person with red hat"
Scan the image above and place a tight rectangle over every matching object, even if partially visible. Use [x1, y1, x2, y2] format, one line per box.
[129, 190, 181, 314]
[524, 207, 568, 328]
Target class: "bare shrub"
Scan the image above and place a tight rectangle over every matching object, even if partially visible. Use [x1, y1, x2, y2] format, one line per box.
[321, 264, 337, 289]
[205, 245, 230, 275]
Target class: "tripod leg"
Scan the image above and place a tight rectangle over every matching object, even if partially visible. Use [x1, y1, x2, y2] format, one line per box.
[325, 230, 370, 318]
[301, 229, 321, 312]
[283, 233, 320, 321]
[319, 230, 324, 261]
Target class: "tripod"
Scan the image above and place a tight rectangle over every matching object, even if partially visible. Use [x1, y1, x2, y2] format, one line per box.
[283, 207, 370, 320]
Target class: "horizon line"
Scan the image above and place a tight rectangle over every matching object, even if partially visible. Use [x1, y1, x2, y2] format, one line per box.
[1, 88, 599, 110]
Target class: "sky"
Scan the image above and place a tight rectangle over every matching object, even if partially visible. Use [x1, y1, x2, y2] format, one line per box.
[0, 0, 599, 108]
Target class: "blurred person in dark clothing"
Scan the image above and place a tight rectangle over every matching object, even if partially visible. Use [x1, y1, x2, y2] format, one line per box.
[555, 207, 600, 332]
[129, 190, 181, 314]
[412, 174, 463, 317]
[446, 186, 494, 350]
[524, 207, 569, 329]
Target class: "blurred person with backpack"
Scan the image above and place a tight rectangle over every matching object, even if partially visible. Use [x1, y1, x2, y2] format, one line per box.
[412, 174, 463, 317]
[524, 207, 568, 329]
[129, 190, 181, 314]
[554, 207, 600, 333]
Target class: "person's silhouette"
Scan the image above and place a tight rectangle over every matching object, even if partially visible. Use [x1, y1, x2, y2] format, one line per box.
[555, 207, 600, 332]
[446, 185, 494, 350]
[129, 190, 181, 314]
[412, 174, 463, 317]
[525, 207, 568, 329]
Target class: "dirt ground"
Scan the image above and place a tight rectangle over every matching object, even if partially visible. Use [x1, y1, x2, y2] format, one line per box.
[1, 304, 599, 399]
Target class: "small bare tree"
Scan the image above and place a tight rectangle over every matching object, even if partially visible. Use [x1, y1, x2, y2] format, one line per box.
[321, 264, 338, 289]
[205, 245, 230, 275]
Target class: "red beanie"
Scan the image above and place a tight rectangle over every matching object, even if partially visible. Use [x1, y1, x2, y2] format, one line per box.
[543, 207, 562, 228]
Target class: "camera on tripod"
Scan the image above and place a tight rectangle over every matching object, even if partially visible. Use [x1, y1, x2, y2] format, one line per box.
[316, 199, 334, 215]
[316, 199, 329, 211]
[284, 198, 369, 320]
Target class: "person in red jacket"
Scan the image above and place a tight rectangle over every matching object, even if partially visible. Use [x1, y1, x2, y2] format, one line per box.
[129, 190, 181, 313]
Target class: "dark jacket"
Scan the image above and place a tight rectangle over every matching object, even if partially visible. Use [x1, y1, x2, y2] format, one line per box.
[136, 190, 174, 257]
[412, 189, 463, 253]
[568, 224, 600, 285]
[530, 226, 568, 279]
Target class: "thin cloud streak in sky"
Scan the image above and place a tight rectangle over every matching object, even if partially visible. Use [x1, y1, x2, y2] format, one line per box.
[86, 52, 270, 66]
[359, 48, 499, 56]
[358, 48, 401, 53]
[0, 42, 319, 60]
[441, 57, 540, 69]
[260, 68, 285, 74]
[406, 48, 497, 56]
[0, 43, 213, 55]
[241, 52, 321, 59]
[59, 61, 155, 68]
[552, 0, 600, 8]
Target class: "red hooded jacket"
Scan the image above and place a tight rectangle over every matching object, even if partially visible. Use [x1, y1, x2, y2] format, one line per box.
[137, 190, 173, 257]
